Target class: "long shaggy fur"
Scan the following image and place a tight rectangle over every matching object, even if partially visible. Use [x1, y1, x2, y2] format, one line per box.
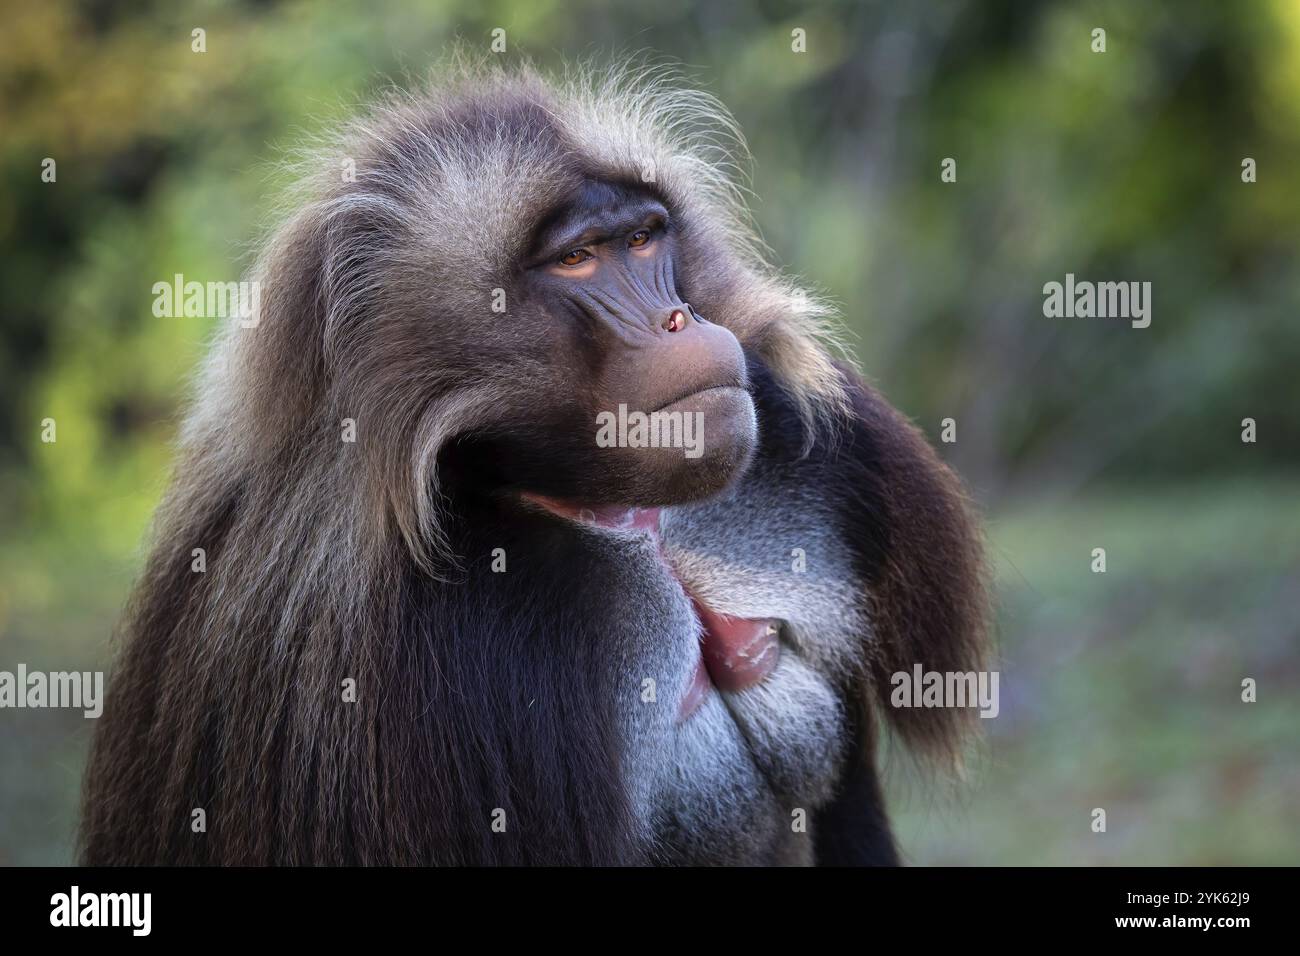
[80, 59, 988, 865]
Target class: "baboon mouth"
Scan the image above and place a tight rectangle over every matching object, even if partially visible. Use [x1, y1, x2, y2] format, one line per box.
[519, 493, 781, 719]
[519, 494, 664, 533]
[651, 383, 748, 414]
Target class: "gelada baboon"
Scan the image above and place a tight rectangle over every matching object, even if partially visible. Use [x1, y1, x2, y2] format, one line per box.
[80, 60, 989, 865]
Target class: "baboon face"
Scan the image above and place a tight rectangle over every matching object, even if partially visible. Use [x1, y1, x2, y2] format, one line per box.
[478, 178, 757, 509]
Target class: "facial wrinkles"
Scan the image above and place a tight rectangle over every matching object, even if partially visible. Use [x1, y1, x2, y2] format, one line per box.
[653, 253, 677, 304]
[570, 256, 681, 346]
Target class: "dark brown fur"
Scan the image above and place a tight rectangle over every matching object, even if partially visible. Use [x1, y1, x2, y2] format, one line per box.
[80, 62, 989, 865]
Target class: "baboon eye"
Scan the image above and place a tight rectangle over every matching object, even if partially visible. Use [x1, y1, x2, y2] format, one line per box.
[628, 230, 651, 248]
[560, 249, 592, 266]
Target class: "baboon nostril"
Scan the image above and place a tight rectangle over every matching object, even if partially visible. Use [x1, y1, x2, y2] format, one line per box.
[663, 309, 686, 332]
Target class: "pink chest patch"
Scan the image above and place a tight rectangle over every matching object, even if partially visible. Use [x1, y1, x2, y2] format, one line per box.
[520, 493, 781, 719]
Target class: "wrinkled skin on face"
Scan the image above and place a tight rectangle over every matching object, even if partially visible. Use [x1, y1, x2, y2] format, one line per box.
[467, 179, 758, 509]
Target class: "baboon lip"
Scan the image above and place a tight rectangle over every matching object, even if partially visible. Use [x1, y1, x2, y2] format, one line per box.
[518, 492, 781, 720]
[651, 383, 748, 414]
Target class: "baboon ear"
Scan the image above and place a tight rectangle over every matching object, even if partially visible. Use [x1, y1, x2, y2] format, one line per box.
[832, 364, 992, 764]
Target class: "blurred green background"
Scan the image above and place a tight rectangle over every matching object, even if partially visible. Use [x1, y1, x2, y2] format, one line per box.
[1, 0, 1297, 865]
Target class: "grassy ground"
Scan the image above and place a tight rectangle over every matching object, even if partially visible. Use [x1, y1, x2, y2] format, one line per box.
[887, 480, 1300, 865]
[1, 481, 1296, 864]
